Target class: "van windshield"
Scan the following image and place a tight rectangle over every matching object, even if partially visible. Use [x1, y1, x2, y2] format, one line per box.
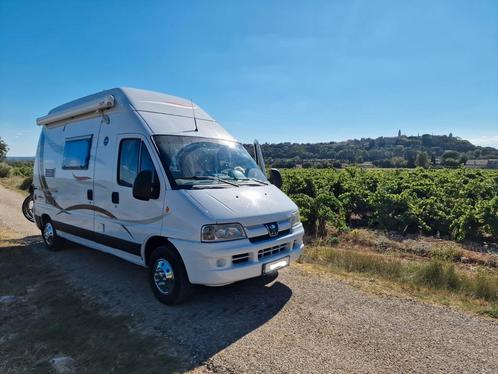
[153, 135, 267, 189]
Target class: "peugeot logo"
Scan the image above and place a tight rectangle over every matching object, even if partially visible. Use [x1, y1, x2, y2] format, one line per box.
[265, 222, 279, 237]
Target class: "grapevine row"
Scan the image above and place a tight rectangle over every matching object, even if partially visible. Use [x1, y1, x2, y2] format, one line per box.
[281, 168, 498, 241]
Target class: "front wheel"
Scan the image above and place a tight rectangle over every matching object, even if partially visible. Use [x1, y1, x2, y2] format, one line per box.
[149, 245, 192, 305]
[41, 219, 65, 251]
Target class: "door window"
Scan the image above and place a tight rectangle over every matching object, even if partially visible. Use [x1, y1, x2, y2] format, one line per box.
[140, 143, 156, 176]
[118, 139, 160, 198]
[118, 139, 140, 187]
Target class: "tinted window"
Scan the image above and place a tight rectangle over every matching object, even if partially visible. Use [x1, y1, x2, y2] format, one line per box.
[118, 139, 140, 187]
[62, 136, 92, 169]
[118, 139, 160, 197]
[140, 143, 156, 176]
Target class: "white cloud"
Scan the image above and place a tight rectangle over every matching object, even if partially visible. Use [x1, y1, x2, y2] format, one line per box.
[469, 135, 498, 149]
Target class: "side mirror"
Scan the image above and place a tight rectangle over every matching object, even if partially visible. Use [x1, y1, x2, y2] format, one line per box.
[133, 170, 152, 201]
[269, 168, 282, 189]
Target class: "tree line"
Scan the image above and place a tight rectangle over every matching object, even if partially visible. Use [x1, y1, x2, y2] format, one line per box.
[246, 134, 498, 168]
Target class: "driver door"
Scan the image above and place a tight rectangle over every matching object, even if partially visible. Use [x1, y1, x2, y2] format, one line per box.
[93, 134, 165, 261]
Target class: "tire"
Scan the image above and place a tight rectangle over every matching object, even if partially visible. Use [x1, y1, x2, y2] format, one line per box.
[148, 245, 192, 305]
[41, 218, 65, 251]
[22, 194, 34, 223]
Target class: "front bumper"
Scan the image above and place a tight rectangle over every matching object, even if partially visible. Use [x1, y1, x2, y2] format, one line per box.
[170, 224, 305, 285]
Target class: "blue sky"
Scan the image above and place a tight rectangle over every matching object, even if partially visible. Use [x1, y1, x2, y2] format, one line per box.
[1, 0, 497, 156]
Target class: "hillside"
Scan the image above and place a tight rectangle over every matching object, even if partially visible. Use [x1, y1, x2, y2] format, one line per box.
[4, 134, 498, 169]
[253, 134, 498, 168]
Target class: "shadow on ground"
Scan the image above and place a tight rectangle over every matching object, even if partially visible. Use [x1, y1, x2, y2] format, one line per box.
[7, 235, 292, 370]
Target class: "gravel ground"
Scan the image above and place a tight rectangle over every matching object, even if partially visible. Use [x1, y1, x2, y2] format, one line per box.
[1, 185, 497, 373]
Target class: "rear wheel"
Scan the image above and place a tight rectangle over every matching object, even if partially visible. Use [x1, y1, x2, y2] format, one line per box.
[22, 194, 34, 222]
[149, 245, 192, 305]
[41, 218, 65, 251]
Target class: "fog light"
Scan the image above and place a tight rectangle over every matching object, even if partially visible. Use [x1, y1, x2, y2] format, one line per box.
[216, 258, 226, 268]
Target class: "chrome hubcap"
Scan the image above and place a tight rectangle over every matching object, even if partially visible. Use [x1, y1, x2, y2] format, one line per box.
[43, 223, 54, 245]
[153, 259, 175, 295]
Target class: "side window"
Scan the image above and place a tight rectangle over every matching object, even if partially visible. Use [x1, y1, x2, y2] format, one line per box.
[62, 136, 93, 169]
[140, 144, 160, 199]
[118, 139, 140, 187]
[118, 139, 160, 198]
[140, 144, 158, 181]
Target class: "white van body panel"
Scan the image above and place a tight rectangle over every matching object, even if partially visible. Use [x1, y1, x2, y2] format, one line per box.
[138, 111, 236, 142]
[34, 87, 304, 286]
[185, 184, 298, 224]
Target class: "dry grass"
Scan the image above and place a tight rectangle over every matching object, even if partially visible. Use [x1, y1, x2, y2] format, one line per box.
[0, 175, 30, 195]
[329, 228, 498, 267]
[300, 241, 498, 318]
[297, 260, 498, 318]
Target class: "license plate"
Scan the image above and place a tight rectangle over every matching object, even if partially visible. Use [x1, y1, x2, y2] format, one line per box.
[263, 256, 290, 274]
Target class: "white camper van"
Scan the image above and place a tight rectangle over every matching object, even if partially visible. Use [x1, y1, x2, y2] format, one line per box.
[33, 88, 304, 304]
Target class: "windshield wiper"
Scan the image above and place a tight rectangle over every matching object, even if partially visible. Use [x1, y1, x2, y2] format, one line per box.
[179, 175, 240, 187]
[236, 177, 268, 185]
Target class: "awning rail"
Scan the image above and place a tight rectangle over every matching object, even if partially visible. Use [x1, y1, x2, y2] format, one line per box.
[36, 95, 115, 126]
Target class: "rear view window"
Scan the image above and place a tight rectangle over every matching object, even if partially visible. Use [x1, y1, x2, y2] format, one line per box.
[62, 136, 92, 169]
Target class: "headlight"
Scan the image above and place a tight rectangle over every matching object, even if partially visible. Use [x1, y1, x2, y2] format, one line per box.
[290, 210, 301, 227]
[201, 223, 246, 242]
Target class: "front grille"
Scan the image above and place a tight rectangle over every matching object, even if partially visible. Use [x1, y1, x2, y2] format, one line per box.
[258, 243, 289, 260]
[249, 229, 291, 244]
[232, 252, 250, 264]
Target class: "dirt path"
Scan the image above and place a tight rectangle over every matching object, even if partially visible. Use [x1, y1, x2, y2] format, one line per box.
[1, 185, 497, 373]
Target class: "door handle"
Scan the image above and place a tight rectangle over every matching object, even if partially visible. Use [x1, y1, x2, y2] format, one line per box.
[87, 189, 93, 200]
[112, 192, 119, 204]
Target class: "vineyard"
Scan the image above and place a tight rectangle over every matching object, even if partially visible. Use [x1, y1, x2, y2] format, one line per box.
[281, 168, 498, 242]
[1, 160, 497, 242]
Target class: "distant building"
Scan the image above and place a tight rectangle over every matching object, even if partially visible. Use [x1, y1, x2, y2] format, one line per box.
[358, 161, 375, 168]
[465, 159, 487, 168]
[465, 159, 498, 169]
[491, 159, 498, 168]
[383, 138, 397, 145]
